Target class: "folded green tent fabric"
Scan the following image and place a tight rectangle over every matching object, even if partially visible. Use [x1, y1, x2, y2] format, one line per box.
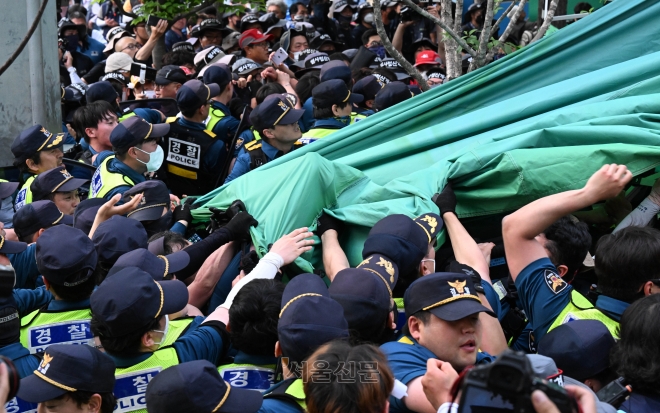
[194, 0, 660, 272]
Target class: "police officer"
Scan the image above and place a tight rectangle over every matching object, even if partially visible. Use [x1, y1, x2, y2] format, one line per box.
[91, 215, 148, 282]
[260, 274, 349, 412]
[225, 94, 305, 184]
[373, 81, 414, 112]
[161, 78, 227, 196]
[86, 81, 165, 124]
[90, 268, 232, 413]
[16, 344, 116, 413]
[11, 125, 65, 210]
[20, 225, 97, 354]
[329, 254, 399, 345]
[204, 65, 240, 142]
[90, 116, 170, 200]
[381, 273, 497, 413]
[30, 165, 88, 215]
[300, 79, 363, 145]
[146, 360, 263, 413]
[352, 75, 384, 116]
[11, 201, 73, 289]
[502, 164, 635, 345]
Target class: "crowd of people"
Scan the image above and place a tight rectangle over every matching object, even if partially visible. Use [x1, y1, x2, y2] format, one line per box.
[6, 0, 660, 413]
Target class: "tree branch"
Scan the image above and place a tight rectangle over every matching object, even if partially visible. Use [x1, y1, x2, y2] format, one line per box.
[401, 0, 477, 59]
[498, 0, 527, 43]
[469, 0, 495, 71]
[171, 0, 218, 23]
[0, 0, 49, 77]
[453, 0, 464, 33]
[373, 0, 429, 91]
[532, 0, 559, 42]
[490, 1, 515, 38]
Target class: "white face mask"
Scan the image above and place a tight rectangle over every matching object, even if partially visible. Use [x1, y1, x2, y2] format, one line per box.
[135, 145, 164, 172]
[292, 51, 302, 61]
[151, 315, 169, 346]
[144, 90, 157, 99]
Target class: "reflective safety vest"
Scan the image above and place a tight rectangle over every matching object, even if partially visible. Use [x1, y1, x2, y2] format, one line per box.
[205, 106, 227, 134]
[20, 307, 93, 354]
[163, 118, 220, 196]
[263, 378, 306, 412]
[218, 363, 276, 392]
[243, 140, 303, 171]
[350, 112, 367, 124]
[299, 127, 341, 145]
[90, 156, 136, 199]
[547, 290, 620, 338]
[119, 111, 137, 122]
[161, 317, 194, 347]
[14, 175, 36, 210]
[393, 297, 406, 331]
[113, 347, 179, 413]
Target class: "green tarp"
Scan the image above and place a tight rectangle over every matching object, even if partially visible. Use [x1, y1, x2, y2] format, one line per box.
[194, 0, 660, 272]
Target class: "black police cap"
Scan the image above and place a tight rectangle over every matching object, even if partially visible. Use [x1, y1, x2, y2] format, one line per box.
[312, 79, 363, 108]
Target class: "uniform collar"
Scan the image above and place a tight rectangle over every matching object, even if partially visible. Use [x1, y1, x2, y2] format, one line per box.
[211, 100, 230, 113]
[108, 157, 147, 184]
[311, 118, 347, 129]
[0, 342, 31, 358]
[178, 117, 206, 130]
[47, 297, 90, 311]
[595, 295, 629, 321]
[106, 351, 152, 368]
[260, 139, 283, 161]
[233, 350, 277, 366]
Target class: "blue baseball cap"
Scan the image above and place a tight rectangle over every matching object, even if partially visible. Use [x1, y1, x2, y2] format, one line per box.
[353, 75, 385, 102]
[250, 94, 305, 133]
[537, 320, 615, 381]
[92, 215, 148, 264]
[278, 273, 349, 365]
[329, 254, 398, 331]
[145, 360, 263, 413]
[404, 273, 495, 321]
[319, 60, 351, 84]
[91, 267, 189, 337]
[73, 198, 106, 235]
[123, 180, 171, 222]
[202, 64, 231, 89]
[0, 180, 19, 200]
[362, 214, 429, 277]
[109, 248, 190, 281]
[374, 81, 414, 111]
[11, 125, 64, 162]
[13, 200, 73, 241]
[30, 166, 89, 202]
[17, 344, 115, 403]
[176, 79, 221, 111]
[36, 225, 98, 286]
[110, 116, 170, 152]
[86, 81, 119, 104]
[0, 235, 27, 255]
[312, 79, 363, 108]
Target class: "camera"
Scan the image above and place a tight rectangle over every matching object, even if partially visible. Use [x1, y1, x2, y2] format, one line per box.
[458, 350, 578, 413]
[0, 356, 20, 401]
[400, 6, 421, 22]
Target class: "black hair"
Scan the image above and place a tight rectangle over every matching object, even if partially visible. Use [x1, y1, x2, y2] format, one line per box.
[106, 80, 125, 102]
[91, 314, 162, 357]
[295, 71, 320, 104]
[92, 260, 113, 285]
[68, 10, 87, 22]
[329, 52, 349, 62]
[17, 231, 37, 244]
[289, 2, 308, 17]
[148, 231, 189, 255]
[161, 51, 195, 67]
[13, 152, 42, 175]
[352, 67, 373, 83]
[54, 391, 116, 413]
[47, 270, 96, 302]
[180, 106, 201, 118]
[229, 279, 285, 356]
[362, 29, 379, 46]
[67, 4, 87, 16]
[255, 83, 287, 105]
[72, 101, 117, 144]
[610, 294, 660, 396]
[574, 2, 593, 13]
[372, 67, 397, 82]
[228, 98, 248, 120]
[595, 226, 660, 302]
[542, 216, 592, 281]
[313, 102, 349, 119]
[401, 310, 432, 337]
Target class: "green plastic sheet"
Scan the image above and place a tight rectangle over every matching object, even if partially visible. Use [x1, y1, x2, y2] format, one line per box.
[194, 0, 660, 271]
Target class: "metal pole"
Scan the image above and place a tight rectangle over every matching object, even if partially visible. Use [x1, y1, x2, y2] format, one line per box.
[26, 0, 46, 126]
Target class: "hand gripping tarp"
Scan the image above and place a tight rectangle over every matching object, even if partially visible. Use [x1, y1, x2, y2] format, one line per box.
[194, 0, 660, 272]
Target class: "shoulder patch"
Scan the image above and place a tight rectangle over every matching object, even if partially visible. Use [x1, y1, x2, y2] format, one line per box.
[245, 141, 261, 150]
[543, 269, 568, 295]
[166, 117, 178, 124]
[203, 129, 216, 138]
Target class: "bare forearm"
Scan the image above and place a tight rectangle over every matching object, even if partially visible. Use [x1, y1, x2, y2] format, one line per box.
[392, 26, 406, 52]
[443, 212, 489, 279]
[187, 242, 235, 308]
[135, 39, 157, 62]
[321, 230, 349, 282]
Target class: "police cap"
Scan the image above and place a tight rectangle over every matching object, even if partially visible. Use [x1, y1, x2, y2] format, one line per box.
[312, 79, 363, 108]
[36, 225, 97, 287]
[123, 180, 171, 222]
[109, 248, 190, 281]
[176, 79, 221, 111]
[13, 200, 73, 241]
[374, 81, 414, 112]
[92, 215, 148, 265]
[11, 125, 64, 162]
[30, 166, 88, 202]
[110, 116, 170, 152]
